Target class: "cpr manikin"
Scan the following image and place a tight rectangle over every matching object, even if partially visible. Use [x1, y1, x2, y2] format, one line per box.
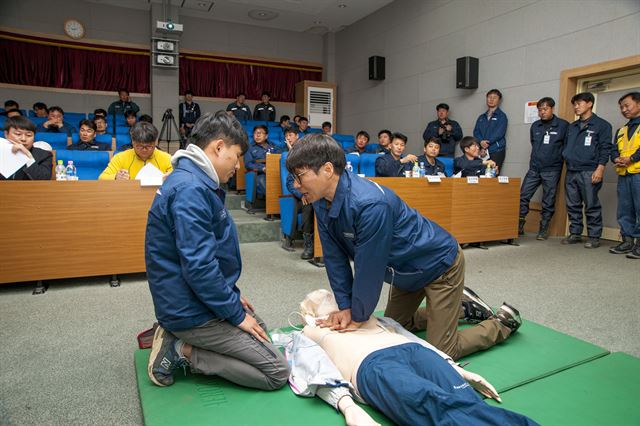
[279, 290, 539, 426]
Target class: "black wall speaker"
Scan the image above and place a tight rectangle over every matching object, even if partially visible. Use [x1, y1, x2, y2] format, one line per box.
[456, 56, 478, 89]
[369, 56, 385, 80]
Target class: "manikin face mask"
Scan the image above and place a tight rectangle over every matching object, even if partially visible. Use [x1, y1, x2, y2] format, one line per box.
[299, 289, 339, 327]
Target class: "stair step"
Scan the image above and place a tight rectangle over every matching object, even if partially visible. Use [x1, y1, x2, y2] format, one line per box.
[228, 209, 280, 243]
[224, 193, 244, 210]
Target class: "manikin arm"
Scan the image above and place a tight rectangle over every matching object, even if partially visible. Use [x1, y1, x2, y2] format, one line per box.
[452, 364, 502, 403]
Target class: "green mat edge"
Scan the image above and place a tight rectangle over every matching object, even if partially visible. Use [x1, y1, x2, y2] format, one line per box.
[134, 351, 148, 426]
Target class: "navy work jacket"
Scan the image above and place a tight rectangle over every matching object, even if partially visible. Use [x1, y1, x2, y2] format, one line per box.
[314, 171, 458, 322]
[145, 158, 245, 332]
[473, 107, 508, 154]
[563, 113, 612, 172]
[529, 115, 569, 172]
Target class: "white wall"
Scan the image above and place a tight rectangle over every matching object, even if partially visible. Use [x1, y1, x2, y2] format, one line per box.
[334, 0, 640, 178]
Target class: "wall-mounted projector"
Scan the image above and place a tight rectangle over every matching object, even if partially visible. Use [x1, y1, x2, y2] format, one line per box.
[156, 20, 183, 33]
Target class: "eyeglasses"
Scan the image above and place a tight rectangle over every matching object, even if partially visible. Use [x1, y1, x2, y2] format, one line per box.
[134, 143, 156, 150]
[293, 169, 310, 185]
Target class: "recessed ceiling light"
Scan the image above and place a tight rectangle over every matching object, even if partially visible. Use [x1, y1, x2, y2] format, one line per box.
[313, 19, 322, 24]
[248, 9, 279, 21]
[338, 3, 347, 8]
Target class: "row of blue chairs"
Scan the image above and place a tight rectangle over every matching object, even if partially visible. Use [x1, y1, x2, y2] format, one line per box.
[51, 150, 112, 180]
[34, 133, 131, 151]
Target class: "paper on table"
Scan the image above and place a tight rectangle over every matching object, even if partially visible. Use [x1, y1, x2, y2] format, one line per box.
[0, 138, 31, 178]
[135, 163, 164, 186]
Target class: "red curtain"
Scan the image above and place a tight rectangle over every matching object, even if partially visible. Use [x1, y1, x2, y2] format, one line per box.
[179, 55, 322, 102]
[0, 33, 150, 93]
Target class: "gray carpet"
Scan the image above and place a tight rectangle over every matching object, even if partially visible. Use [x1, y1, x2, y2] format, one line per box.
[0, 236, 638, 425]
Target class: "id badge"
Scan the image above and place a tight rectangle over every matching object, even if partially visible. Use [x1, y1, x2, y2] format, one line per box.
[543, 134, 550, 144]
[584, 136, 592, 146]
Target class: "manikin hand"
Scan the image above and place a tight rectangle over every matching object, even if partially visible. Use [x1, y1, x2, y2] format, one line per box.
[338, 396, 380, 426]
[455, 367, 502, 402]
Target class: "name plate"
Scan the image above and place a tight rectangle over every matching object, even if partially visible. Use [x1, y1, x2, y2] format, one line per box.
[427, 175, 441, 183]
[467, 176, 479, 184]
[498, 176, 509, 184]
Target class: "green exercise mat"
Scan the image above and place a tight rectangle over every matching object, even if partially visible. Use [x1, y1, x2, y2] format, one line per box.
[135, 319, 608, 425]
[134, 349, 392, 426]
[486, 352, 640, 425]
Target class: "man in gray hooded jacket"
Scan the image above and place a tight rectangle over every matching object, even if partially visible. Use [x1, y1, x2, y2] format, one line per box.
[145, 111, 290, 390]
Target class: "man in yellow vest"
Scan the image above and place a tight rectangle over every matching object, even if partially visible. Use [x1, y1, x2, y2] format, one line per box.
[610, 91, 640, 259]
[99, 122, 172, 180]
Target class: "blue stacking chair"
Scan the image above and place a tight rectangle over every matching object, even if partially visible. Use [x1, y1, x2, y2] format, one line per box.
[345, 153, 361, 174]
[360, 153, 384, 177]
[35, 132, 69, 151]
[30, 117, 47, 126]
[438, 157, 454, 177]
[0, 116, 6, 128]
[115, 125, 131, 135]
[244, 166, 258, 211]
[278, 152, 302, 239]
[65, 113, 87, 127]
[365, 144, 381, 153]
[102, 114, 126, 125]
[333, 134, 355, 151]
[115, 134, 132, 151]
[55, 150, 111, 180]
[269, 128, 284, 149]
[307, 128, 322, 134]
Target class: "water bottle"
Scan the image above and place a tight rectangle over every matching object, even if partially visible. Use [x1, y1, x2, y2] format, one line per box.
[346, 161, 353, 173]
[55, 160, 66, 181]
[412, 161, 420, 178]
[419, 162, 426, 178]
[65, 160, 77, 181]
[485, 164, 492, 177]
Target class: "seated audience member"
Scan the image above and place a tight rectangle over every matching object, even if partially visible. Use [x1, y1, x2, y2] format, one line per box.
[253, 91, 276, 122]
[298, 116, 310, 135]
[1, 116, 52, 180]
[282, 134, 315, 259]
[291, 115, 301, 130]
[36, 106, 76, 135]
[68, 119, 111, 151]
[125, 110, 137, 127]
[32, 102, 49, 118]
[345, 130, 370, 154]
[321, 121, 332, 135]
[5, 109, 22, 118]
[283, 126, 299, 151]
[423, 103, 463, 158]
[93, 108, 107, 118]
[107, 89, 140, 116]
[278, 115, 291, 132]
[417, 137, 447, 176]
[99, 122, 171, 180]
[375, 132, 418, 177]
[94, 115, 109, 135]
[473, 89, 508, 171]
[376, 129, 392, 153]
[226, 92, 252, 122]
[244, 125, 282, 196]
[454, 136, 497, 177]
[139, 114, 153, 124]
[3, 100, 19, 114]
[282, 290, 538, 426]
[179, 90, 201, 138]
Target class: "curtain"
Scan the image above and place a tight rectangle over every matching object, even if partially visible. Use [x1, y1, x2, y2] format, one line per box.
[179, 55, 322, 102]
[0, 32, 150, 93]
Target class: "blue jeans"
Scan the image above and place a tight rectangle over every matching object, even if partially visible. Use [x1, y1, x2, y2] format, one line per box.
[519, 169, 561, 225]
[357, 343, 539, 426]
[617, 173, 640, 238]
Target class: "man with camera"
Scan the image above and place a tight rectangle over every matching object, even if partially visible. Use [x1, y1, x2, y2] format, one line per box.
[422, 103, 463, 157]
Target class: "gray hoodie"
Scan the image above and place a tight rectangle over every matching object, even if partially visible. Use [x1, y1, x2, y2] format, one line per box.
[171, 144, 220, 186]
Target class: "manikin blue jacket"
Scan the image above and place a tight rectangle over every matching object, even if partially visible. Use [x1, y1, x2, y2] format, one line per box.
[314, 171, 458, 323]
[145, 157, 245, 332]
[473, 107, 508, 154]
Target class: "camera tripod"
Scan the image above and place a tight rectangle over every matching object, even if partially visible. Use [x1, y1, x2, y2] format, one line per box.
[158, 108, 184, 151]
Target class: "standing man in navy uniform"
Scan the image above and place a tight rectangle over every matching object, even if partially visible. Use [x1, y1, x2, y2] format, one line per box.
[226, 92, 252, 122]
[286, 134, 523, 361]
[253, 91, 276, 122]
[179, 90, 201, 139]
[473, 89, 508, 172]
[422, 103, 463, 158]
[518, 97, 569, 240]
[562, 92, 612, 249]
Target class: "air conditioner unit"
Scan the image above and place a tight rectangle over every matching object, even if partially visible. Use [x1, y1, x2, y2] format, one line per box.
[295, 81, 337, 130]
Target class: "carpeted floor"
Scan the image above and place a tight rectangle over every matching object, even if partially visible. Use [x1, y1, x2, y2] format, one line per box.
[0, 235, 637, 425]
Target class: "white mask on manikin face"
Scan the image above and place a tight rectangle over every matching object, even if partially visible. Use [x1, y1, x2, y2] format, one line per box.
[299, 289, 339, 326]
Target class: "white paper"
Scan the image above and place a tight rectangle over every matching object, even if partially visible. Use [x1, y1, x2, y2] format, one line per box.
[498, 176, 509, 184]
[135, 163, 164, 186]
[467, 176, 479, 184]
[0, 138, 31, 178]
[452, 171, 462, 178]
[524, 101, 539, 124]
[426, 175, 442, 183]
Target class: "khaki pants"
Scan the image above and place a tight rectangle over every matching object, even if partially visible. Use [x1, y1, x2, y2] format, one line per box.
[384, 246, 511, 360]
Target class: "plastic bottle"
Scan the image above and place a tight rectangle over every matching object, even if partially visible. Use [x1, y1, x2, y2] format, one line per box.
[65, 160, 77, 181]
[485, 164, 492, 177]
[346, 161, 353, 173]
[412, 161, 420, 178]
[55, 160, 66, 181]
[419, 162, 426, 178]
